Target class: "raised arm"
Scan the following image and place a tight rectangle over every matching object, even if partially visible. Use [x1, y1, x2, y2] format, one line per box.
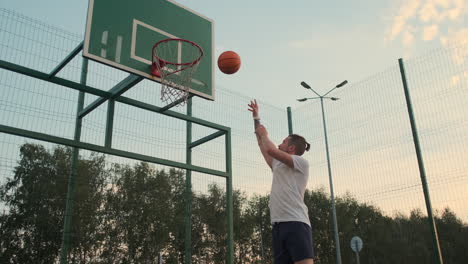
[255, 125, 294, 168]
[248, 100, 273, 168]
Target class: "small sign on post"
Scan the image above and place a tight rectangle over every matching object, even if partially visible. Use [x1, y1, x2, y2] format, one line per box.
[350, 236, 363, 264]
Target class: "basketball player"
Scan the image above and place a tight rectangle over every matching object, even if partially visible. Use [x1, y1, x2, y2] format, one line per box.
[248, 99, 315, 264]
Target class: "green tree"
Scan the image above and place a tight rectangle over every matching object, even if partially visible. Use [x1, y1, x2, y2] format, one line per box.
[2, 143, 468, 264]
[437, 208, 468, 264]
[335, 193, 397, 264]
[190, 183, 250, 263]
[243, 194, 271, 263]
[0, 143, 107, 263]
[304, 188, 334, 263]
[101, 163, 186, 263]
[192, 184, 229, 263]
[161, 168, 187, 264]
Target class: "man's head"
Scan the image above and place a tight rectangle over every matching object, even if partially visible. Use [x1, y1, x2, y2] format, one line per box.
[278, 134, 310, 156]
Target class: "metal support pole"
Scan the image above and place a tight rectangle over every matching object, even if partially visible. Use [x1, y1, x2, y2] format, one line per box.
[355, 252, 360, 264]
[398, 58, 443, 264]
[189, 131, 225, 149]
[49, 41, 84, 78]
[79, 74, 142, 119]
[287, 106, 293, 134]
[320, 98, 342, 264]
[105, 99, 115, 148]
[184, 98, 193, 264]
[59, 57, 88, 264]
[226, 128, 234, 264]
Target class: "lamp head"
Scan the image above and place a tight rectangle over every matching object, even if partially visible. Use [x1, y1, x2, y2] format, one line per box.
[297, 98, 308, 102]
[336, 80, 348, 88]
[300, 81, 311, 89]
[331, 97, 340, 101]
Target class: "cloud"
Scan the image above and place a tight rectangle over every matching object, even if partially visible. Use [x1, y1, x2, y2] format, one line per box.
[445, 0, 465, 21]
[419, 1, 440, 22]
[450, 74, 460, 86]
[387, 0, 422, 41]
[417, 0, 463, 23]
[440, 28, 468, 65]
[441, 27, 468, 45]
[387, 0, 467, 45]
[403, 28, 416, 46]
[422, 24, 439, 40]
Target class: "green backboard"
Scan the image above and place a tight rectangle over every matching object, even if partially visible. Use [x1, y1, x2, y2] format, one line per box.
[84, 0, 214, 100]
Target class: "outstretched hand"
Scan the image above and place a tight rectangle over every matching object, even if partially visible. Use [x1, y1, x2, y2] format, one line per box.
[248, 99, 259, 118]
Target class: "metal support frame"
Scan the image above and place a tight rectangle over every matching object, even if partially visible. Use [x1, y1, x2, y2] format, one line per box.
[189, 130, 225, 149]
[1, 52, 234, 263]
[225, 128, 234, 264]
[59, 57, 87, 264]
[185, 98, 193, 264]
[79, 74, 143, 119]
[49, 41, 84, 78]
[105, 99, 115, 148]
[0, 60, 225, 129]
[0, 124, 228, 177]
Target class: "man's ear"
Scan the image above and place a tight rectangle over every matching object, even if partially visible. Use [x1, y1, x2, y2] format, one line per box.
[288, 145, 296, 154]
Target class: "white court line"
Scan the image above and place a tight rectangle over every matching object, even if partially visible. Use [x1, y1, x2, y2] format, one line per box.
[131, 19, 176, 65]
[116, 36, 122, 63]
[101, 30, 108, 45]
[130, 19, 204, 86]
[100, 30, 108, 58]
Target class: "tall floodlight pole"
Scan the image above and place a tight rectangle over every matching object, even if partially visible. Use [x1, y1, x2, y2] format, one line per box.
[297, 80, 348, 264]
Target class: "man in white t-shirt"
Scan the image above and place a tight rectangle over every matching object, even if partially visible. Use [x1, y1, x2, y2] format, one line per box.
[248, 99, 315, 264]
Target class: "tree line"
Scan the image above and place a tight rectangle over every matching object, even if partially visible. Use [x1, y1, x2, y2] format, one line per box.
[1, 143, 467, 263]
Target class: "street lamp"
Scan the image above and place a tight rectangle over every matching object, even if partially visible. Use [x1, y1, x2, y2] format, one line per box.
[298, 80, 348, 264]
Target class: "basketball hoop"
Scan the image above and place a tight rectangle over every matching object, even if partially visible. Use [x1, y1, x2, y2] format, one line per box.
[152, 38, 203, 106]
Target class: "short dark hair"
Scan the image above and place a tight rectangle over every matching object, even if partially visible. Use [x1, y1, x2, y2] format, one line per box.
[288, 134, 310, 156]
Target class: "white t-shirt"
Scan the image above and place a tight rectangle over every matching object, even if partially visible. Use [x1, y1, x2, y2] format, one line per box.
[269, 155, 310, 226]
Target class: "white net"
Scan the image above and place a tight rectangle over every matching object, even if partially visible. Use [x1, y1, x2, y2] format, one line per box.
[152, 39, 203, 106]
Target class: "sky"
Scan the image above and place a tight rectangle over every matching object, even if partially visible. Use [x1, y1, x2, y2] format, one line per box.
[5, 0, 467, 108]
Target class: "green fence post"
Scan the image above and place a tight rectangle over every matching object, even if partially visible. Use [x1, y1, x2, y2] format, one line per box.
[59, 57, 88, 264]
[398, 58, 444, 264]
[287, 106, 293, 134]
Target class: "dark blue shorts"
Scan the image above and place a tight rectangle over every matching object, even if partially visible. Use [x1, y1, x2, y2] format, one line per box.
[272, 221, 315, 264]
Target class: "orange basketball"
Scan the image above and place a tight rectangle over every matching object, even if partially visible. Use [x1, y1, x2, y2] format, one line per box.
[217, 51, 241, 74]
